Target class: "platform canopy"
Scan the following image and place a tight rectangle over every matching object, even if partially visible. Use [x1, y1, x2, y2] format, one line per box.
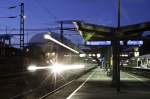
[73, 22, 114, 41]
[73, 21, 150, 41]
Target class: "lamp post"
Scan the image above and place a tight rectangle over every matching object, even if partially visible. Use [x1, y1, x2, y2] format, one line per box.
[117, 0, 121, 92]
[60, 21, 64, 42]
[20, 3, 25, 50]
[8, 3, 25, 50]
[118, 0, 121, 28]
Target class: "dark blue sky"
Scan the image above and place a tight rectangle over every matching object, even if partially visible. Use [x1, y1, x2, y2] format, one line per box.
[0, 0, 150, 45]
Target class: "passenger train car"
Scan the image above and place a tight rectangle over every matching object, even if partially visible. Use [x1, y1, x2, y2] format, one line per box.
[0, 32, 97, 98]
[27, 32, 96, 67]
[122, 54, 150, 79]
[18, 32, 97, 97]
[127, 54, 150, 69]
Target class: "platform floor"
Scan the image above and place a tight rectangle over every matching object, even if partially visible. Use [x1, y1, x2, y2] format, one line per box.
[44, 67, 150, 99]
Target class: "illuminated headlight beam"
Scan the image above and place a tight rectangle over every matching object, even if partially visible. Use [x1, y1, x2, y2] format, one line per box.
[27, 64, 85, 73]
[44, 34, 79, 54]
[52, 64, 85, 74]
[27, 65, 51, 71]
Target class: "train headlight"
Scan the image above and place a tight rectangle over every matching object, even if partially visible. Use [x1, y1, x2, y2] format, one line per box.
[52, 64, 64, 73]
[27, 65, 37, 72]
[44, 34, 51, 39]
[27, 63, 85, 73]
[51, 64, 85, 73]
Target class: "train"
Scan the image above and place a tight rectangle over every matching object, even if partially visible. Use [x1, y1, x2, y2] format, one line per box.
[124, 54, 150, 69]
[121, 54, 150, 79]
[25, 31, 97, 91]
[0, 32, 97, 98]
[26, 32, 97, 68]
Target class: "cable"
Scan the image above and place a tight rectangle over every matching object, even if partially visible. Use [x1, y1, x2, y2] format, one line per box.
[32, 0, 59, 21]
[0, 27, 60, 31]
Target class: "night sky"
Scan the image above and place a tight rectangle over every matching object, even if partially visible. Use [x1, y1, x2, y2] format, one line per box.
[0, 0, 150, 45]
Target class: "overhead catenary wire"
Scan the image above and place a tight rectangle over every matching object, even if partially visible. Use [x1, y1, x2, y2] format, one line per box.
[32, 0, 59, 21]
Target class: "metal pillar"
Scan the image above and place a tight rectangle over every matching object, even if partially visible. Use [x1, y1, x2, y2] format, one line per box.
[117, 0, 121, 92]
[116, 40, 120, 92]
[118, 0, 120, 28]
[112, 40, 118, 82]
[58, 21, 64, 63]
[60, 21, 64, 42]
[0, 38, 3, 56]
[9, 38, 11, 47]
[112, 39, 120, 92]
[112, 0, 121, 92]
[1, 38, 5, 56]
[20, 3, 24, 49]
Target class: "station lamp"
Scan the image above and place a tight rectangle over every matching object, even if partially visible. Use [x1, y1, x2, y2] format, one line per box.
[79, 53, 86, 57]
[97, 53, 101, 58]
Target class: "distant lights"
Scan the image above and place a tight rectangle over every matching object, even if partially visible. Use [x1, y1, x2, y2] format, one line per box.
[120, 54, 129, 57]
[88, 54, 92, 57]
[52, 52, 55, 55]
[46, 52, 56, 57]
[97, 53, 101, 58]
[84, 58, 88, 61]
[79, 53, 86, 57]
[92, 54, 96, 57]
[92, 59, 96, 62]
[88, 53, 100, 58]
[23, 15, 26, 19]
[46, 52, 50, 56]
[26, 48, 29, 52]
[137, 58, 140, 61]
[134, 52, 139, 57]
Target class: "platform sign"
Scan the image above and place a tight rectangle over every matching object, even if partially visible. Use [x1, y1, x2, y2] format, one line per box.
[86, 41, 111, 46]
[86, 40, 143, 46]
[127, 40, 143, 45]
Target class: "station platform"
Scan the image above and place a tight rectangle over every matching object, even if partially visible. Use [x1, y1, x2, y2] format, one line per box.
[43, 67, 150, 99]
